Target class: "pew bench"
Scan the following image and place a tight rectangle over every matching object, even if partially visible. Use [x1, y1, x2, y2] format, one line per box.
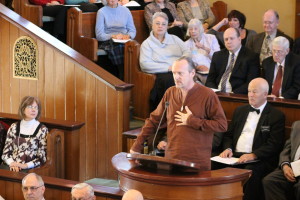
[0, 112, 84, 179]
[67, 7, 149, 62]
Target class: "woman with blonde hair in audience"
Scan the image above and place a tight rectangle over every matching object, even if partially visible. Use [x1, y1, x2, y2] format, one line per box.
[144, 0, 185, 40]
[177, 0, 215, 30]
[0, 96, 48, 172]
[95, 0, 136, 80]
[207, 10, 256, 49]
[185, 18, 220, 84]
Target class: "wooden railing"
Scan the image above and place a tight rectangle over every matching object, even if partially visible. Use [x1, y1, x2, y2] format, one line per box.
[0, 4, 132, 181]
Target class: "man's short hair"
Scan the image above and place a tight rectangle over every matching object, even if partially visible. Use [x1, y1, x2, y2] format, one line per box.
[271, 36, 290, 50]
[265, 9, 279, 20]
[152, 12, 169, 23]
[175, 56, 196, 72]
[22, 173, 44, 186]
[71, 183, 94, 197]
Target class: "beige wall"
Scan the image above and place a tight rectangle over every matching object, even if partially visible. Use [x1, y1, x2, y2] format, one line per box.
[208, 0, 296, 38]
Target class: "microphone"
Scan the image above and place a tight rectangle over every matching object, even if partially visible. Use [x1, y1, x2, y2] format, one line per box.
[150, 101, 169, 156]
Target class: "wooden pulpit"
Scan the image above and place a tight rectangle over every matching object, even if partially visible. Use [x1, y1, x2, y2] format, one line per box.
[112, 153, 251, 200]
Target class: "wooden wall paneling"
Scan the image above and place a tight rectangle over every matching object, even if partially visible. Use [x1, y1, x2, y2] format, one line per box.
[85, 75, 97, 179]
[0, 180, 5, 197]
[65, 59, 76, 121]
[75, 66, 87, 181]
[4, 181, 14, 199]
[96, 83, 108, 178]
[106, 87, 121, 179]
[0, 18, 10, 112]
[54, 51, 66, 120]
[36, 40, 46, 116]
[13, 182, 23, 199]
[44, 45, 55, 119]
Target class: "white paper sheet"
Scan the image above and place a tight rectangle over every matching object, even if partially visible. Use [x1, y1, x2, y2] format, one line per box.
[211, 156, 259, 165]
[112, 39, 131, 43]
[291, 160, 300, 177]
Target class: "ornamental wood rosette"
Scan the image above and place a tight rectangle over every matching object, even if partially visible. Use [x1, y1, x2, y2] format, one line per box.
[13, 36, 38, 80]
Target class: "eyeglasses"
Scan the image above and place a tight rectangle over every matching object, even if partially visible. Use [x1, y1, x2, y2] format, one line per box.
[272, 49, 286, 55]
[22, 185, 44, 192]
[26, 105, 39, 110]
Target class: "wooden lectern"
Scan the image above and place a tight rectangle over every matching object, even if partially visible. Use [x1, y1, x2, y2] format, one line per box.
[112, 152, 252, 200]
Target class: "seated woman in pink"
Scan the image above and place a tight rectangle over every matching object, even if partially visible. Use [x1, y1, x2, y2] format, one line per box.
[0, 96, 48, 172]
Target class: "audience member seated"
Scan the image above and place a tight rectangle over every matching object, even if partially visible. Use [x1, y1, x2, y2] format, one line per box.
[144, 0, 185, 40]
[177, 0, 215, 30]
[185, 18, 219, 84]
[293, 37, 300, 55]
[122, 189, 144, 200]
[22, 173, 46, 200]
[95, 0, 136, 80]
[0, 122, 9, 164]
[0, 96, 48, 172]
[247, 9, 293, 64]
[140, 12, 188, 111]
[29, 0, 68, 42]
[205, 27, 260, 94]
[207, 10, 256, 49]
[216, 78, 285, 200]
[65, 0, 99, 12]
[71, 183, 96, 200]
[262, 36, 300, 99]
[263, 121, 300, 200]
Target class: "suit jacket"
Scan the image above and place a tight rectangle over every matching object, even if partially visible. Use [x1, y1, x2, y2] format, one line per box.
[247, 30, 293, 54]
[223, 103, 285, 167]
[262, 53, 300, 99]
[279, 121, 300, 167]
[205, 46, 260, 94]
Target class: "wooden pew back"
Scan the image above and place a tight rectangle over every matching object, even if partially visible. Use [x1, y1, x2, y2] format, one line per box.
[14, 0, 43, 27]
[67, 8, 149, 62]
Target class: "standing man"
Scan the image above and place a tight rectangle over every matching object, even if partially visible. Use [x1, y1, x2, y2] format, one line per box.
[263, 121, 300, 200]
[247, 9, 293, 64]
[206, 27, 260, 94]
[71, 183, 96, 200]
[262, 36, 300, 99]
[219, 78, 285, 200]
[130, 56, 227, 170]
[22, 173, 45, 200]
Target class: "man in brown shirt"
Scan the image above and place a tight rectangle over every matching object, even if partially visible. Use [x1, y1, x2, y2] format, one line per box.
[130, 56, 227, 170]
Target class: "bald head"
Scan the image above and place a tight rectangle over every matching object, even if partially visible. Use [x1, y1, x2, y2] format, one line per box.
[22, 173, 45, 200]
[122, 189, 144, 200]
[248, 78, 269, 108]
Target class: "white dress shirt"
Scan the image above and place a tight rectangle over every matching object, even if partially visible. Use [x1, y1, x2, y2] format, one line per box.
[235, 102, 267, 153]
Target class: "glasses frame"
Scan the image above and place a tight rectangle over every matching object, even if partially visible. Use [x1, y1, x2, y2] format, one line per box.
[22, 185, 44, 192]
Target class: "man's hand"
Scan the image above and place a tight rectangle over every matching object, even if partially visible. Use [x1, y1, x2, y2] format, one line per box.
[282, 164, 296, 182]
[237, 153, 257, 163]
[174, 106, 192, 126]
[219, 149, 233, 158]
[157, 141, 167, 150]
[130, 149, 140, 154]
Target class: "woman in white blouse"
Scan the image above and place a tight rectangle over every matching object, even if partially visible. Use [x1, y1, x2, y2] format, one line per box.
[185, 18, 220, 84]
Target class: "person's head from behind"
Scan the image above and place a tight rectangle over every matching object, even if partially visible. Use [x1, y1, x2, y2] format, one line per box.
[263, 9, 279, 35]
[248, 78, 269, 108]
[18, 96, 41, 121]
[152, 12, 168, 38]
[122, 189, 144, 200]
[22, 173, 45, 200]
[224, 27, 241, 53]
[271, 36, 289, 64]
[186, 18, 204, 40]
[227, 10, 246, 29]
[172, 56, 196, 90]
[71, 183, 96, 200]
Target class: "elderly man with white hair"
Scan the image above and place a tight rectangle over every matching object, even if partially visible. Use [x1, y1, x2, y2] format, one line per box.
[71, 183, 96, 200]
[22, 173, 45, 200]
[262, 36, 300, 99]
[185, 18, 220, 84]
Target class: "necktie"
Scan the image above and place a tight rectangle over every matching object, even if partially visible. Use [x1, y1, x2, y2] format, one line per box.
[272, 65, 283, 97]
[249, 107, 260, 114]
[220, 53, 235, 92]
[260, 35, 271, 63]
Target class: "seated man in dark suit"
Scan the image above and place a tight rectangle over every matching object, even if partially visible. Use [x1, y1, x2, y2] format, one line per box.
[263, 121, 300, 200]
[262, 36, 300, 99]
[247, 9, 293, 64]
[206, 27, 260, 94]
[218, 78, 286, 200]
